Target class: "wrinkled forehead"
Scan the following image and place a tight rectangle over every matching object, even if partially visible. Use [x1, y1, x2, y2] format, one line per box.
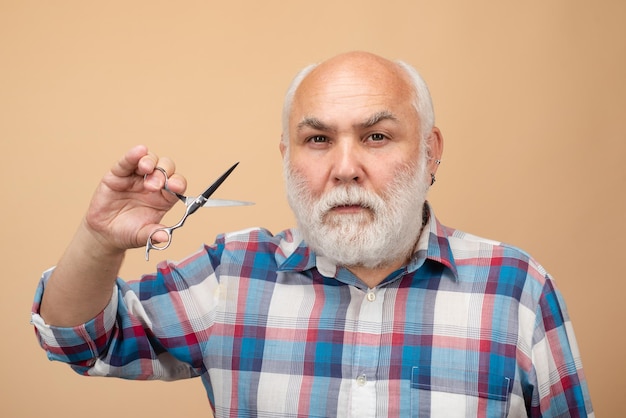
[291, 59, 416, 120]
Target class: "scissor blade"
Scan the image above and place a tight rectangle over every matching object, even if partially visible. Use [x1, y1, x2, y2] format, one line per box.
[187, 162, 240, 215]
[201, 162, 239, 200]
[203, 198, 254, 207]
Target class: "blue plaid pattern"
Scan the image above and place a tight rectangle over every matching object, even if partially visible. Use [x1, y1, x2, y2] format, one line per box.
[32, 204, 593, 417]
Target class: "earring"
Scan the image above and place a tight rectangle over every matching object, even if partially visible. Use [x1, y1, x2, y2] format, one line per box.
[430, 159, 441, 185]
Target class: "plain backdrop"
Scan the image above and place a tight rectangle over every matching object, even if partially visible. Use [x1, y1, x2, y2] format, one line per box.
[2, 1, 624, 416]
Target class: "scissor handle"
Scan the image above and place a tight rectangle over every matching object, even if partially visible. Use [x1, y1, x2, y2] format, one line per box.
[144, 203, 193, 261]
[152, 167, 187, 203]
[145, 226, 175, 260]
[143, 163, 239, 261]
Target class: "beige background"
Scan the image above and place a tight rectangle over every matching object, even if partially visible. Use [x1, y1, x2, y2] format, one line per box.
[1, 1, 624, 416]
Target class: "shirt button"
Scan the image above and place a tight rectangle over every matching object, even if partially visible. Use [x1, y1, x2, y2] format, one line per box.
[356, 374, 367, 386]
[366, 291, 376, 302]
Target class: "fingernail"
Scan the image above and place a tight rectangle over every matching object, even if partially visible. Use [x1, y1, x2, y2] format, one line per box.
[146, 174, 161, 188]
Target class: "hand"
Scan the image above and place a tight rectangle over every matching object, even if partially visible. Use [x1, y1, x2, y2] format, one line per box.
[83, 145, 187, 253]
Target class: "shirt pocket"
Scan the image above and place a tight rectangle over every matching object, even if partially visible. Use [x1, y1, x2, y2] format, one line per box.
[410, 366, 512, 418]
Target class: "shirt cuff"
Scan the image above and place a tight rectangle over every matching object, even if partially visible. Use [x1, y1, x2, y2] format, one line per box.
[31, 268, 118, 365]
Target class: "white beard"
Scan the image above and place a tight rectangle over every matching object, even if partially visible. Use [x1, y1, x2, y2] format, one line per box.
[284, 154, 430, 269]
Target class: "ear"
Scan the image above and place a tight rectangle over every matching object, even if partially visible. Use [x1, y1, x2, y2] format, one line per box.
[279, 135, 287, 158]
[427, 127, 444, 174]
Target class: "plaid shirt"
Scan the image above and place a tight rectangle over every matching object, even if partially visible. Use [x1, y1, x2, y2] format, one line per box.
[32, 204, 593, 417]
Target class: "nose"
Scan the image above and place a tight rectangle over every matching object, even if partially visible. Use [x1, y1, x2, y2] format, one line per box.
[331, 140, 364, 185]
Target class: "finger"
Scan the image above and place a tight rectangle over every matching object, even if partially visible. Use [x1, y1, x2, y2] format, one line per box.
[111, 145, 150, 177]
[163, 172, 187, 195]
[145, 227, 170, 245]
[154, 156, 176, 177]
[143, 157, 177, 191]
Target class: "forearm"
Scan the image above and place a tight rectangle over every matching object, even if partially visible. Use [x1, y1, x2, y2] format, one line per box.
[39, 219, 126, 326]
[38, 145, 184, 327]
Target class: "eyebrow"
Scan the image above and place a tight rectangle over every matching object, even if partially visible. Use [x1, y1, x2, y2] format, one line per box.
[297, 116, 331, 132]
[360, 110, 398, 128]
[296, 110, 398, 132]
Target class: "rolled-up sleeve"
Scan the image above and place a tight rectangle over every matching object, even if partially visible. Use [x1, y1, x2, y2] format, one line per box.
[31, 268, 118, 372]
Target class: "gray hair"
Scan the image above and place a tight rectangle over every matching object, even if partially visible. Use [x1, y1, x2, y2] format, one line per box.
[281, 59, 435, 145]
[281, 63, 317, 145]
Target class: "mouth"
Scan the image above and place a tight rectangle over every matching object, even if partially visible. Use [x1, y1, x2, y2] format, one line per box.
[330, 204, 367, 214]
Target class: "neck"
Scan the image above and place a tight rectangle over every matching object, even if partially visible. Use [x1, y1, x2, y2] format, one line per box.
[348, 210, 428, 288]
[347, 258, 406, 289]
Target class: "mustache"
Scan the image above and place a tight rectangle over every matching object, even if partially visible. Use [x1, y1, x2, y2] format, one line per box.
[283, 156, 430, 220]
[316, 186, 383, 214]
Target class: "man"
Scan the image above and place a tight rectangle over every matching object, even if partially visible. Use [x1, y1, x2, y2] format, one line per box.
[32, 51, 593, 417]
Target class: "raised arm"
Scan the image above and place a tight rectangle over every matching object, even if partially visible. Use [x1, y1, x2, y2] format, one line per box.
[39, 145, 186, 326]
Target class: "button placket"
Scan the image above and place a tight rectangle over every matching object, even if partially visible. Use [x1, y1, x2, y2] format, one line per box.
[349, 287, 385, 416]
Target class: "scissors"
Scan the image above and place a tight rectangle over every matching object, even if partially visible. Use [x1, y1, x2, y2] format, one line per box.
[145, 162, 252, 260]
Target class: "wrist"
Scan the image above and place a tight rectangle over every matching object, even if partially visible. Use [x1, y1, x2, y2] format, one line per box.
[77, 218, 127, 260]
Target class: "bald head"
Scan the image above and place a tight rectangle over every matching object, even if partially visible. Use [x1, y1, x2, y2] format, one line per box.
[281, 51, 435, 145]
[302, 52, 411, 90]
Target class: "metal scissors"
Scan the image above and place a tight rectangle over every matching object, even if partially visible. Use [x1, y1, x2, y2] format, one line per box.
[145, 162, 252, 260]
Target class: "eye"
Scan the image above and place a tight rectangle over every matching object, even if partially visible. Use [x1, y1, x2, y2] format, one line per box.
[307, 135, 328, 144]
[367, 133, 388, 142]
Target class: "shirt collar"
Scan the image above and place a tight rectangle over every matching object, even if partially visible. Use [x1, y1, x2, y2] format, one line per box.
[277, 202, 459, 281]
[407, 202, 459, 281]
[276, 229, 317, 272]
[276, 238, 344, 278]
